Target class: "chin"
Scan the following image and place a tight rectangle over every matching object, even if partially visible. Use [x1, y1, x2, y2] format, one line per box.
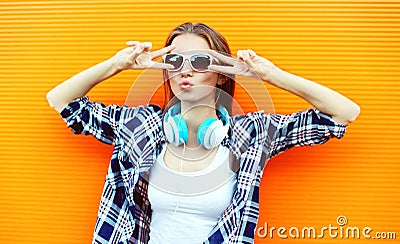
[173, 87, 216, 103]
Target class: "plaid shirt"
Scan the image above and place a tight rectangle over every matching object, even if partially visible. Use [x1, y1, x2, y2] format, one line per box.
[61, 96, 347, 244]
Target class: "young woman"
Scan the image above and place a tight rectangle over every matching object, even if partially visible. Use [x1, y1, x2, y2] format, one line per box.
[47, 22, 360, 244]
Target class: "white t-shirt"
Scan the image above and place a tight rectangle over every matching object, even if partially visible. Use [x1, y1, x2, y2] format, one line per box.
[148, 145, 237, 243]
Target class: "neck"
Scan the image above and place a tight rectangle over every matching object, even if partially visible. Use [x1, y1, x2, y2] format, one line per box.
[180, 102, 218, 148]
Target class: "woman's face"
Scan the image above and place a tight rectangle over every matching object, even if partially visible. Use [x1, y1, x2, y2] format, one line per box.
[168, 34, 222, 105]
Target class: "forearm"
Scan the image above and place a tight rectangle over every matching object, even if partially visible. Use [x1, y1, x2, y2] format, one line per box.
[268, 67, 360, 125]
[46, 57, 119, 113]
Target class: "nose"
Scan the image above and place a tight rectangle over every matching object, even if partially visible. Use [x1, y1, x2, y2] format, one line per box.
[180, 59, 193, 76]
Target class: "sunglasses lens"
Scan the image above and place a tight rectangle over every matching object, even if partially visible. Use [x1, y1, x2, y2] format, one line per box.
[164, 54, 183, 70]
[190, 54, 211, 71]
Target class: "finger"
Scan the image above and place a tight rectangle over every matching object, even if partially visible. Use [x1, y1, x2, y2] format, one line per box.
[142, 42, 152, 52]
[243, 56, 258, 72]
[206, 50, 236, 65]
[247, 49, 257, 58]
[238, 50, 251, 63]
[242, 50, 251, 61]
[237, 50, 246, 61]
[146, 62, 175, 70]
[126, 45, 144, 64]
[240, 50, 258, 71]
[208, 64, 238, 75]
[150, 45, 176, 59]
[126, 40, 140, 47]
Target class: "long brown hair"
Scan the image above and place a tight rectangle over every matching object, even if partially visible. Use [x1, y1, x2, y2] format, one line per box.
[162, 22, 235, 113]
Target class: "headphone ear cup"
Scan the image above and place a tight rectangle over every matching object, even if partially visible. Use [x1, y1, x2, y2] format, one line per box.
[197, 118, 216, 148]
[164, 114, 188, 146]
[197, 118, 226, 149]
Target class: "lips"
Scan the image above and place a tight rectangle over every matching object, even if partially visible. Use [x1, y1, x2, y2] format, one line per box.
[179, 81, 192, 90]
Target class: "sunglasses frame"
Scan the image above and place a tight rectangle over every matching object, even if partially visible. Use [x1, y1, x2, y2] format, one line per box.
[162, 53, 214, 72]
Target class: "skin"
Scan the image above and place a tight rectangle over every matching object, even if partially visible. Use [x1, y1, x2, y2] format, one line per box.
[168, 34, 223, 104]
[168, 34, 226, 146]
[207, 49, 360, 125]
[46, 33, 360, 172]
[163, 34, 232, 172]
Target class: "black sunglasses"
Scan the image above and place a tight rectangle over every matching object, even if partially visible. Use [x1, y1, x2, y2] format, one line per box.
[163, 53, 214, 72]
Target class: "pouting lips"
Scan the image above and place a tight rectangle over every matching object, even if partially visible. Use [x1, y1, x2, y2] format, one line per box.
[180, 81, 192, 90]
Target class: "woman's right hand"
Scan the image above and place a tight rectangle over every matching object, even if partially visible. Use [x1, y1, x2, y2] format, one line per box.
[112, 41, 175, 71]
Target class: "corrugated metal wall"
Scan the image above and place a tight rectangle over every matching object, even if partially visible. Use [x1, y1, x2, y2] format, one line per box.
[0, 1, 399, 243]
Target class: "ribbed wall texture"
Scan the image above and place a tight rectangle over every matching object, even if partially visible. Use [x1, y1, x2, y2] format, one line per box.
[0, 1, 399, 243]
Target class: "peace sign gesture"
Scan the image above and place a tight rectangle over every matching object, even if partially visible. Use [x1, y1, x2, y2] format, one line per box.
[208, 49, 276, 82]
[112, 41, 175, 71]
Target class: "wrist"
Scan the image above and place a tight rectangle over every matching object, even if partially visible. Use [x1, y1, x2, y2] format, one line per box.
[262, 65, 282, 83]
[106, 56, 124, 74]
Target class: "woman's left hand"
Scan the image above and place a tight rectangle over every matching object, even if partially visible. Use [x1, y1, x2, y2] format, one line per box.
[208, 49, 276, 82]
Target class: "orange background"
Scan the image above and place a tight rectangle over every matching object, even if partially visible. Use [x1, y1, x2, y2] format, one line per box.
[1, 0, 399, 243]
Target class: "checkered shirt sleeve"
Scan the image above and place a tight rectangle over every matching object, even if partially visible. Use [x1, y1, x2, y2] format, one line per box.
[267, 108, 347, 157]
[60, 96, 122, 145]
